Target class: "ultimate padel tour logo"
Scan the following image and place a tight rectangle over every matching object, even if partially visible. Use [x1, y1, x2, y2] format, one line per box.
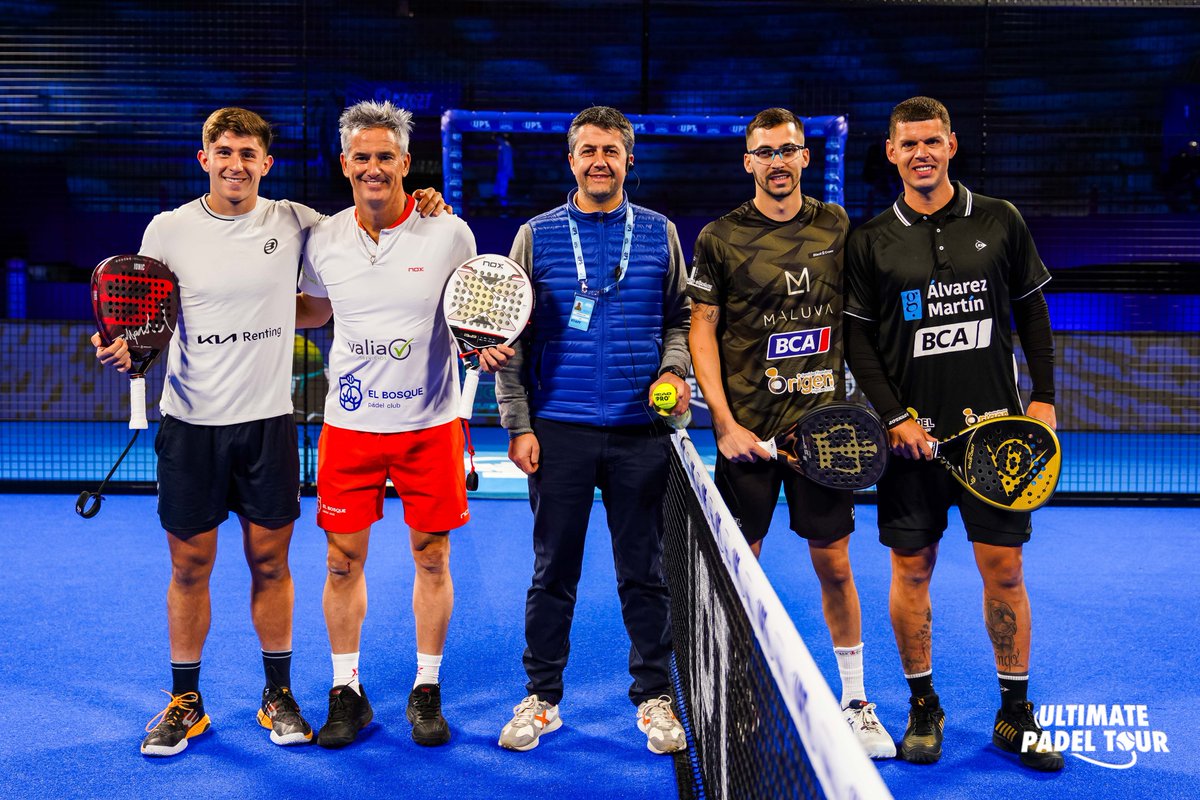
[1035, 702, 1170, 769]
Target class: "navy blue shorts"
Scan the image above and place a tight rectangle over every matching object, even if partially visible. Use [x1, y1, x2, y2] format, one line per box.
[715, 454, 855, 545]
[155, 414, 300, 538]
[876, 456, 1032, 550]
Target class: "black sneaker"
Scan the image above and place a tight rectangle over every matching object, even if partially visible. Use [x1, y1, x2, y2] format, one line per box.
[898, 693, 945, 764]
[141, 690, 211, 757]
[316, 684, 373, 749]
[257, 685, 313, 746]
[993, 700, 1065, 771]
[406, 684, 450, 746]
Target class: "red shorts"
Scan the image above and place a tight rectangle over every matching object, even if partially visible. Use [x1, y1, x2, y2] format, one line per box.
[316, 420, 469, 534]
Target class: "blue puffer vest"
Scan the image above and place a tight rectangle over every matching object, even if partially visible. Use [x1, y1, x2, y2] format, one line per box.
[526, 192, 670, 426]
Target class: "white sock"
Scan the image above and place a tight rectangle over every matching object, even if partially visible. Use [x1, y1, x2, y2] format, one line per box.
[834, 642, 866, 707]
[413, 652, 442, 688]
[415, 652, 442, 688]
[332, 651, 361, 694]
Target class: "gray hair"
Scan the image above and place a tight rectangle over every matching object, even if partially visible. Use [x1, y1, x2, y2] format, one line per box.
[567, 106, 634, 156]
[339, 100, 413, 156]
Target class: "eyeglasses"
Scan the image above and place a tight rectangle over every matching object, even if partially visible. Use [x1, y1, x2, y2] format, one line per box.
[747, 144, 807, 164]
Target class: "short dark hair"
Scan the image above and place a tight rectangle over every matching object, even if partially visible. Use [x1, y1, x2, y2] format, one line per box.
[746, 108, 804, 144]
[567, 106, 634, 155]
[888, 96, 952, 140]
[202, 107, 273, 153]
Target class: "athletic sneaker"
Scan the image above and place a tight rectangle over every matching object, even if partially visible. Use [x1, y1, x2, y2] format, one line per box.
[637, 696, 686, 755]
[406, 684, 451, 746]
[140, 690, 211, 757]
[257, 685, 313, 746]
[498, 694, 562, 751]
[316, 684, 373, 749]
[993, 700, 1065, 771]
[843, 700, 897, 759]
[898, 693, 945, 764]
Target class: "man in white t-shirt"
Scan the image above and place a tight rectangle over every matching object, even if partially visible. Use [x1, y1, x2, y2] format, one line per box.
[92, 107, 449, 758]
[297, 100, 511, 749]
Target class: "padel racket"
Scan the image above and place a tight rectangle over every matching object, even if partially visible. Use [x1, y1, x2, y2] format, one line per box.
[932, 415, 1061, 511]
[442, 254, 534, 419]
[756, 403, 888, 490]
[77, 254, 179, 518]
[441, 253, 534, 491]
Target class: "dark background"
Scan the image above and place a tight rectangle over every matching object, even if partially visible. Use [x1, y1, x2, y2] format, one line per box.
[2, 0, 1199, 320]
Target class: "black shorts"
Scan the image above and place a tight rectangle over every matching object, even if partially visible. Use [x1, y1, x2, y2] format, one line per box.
[876, 456, 1032, 550]
[714, 453, 854, 545]
[155, 414, 300, 538]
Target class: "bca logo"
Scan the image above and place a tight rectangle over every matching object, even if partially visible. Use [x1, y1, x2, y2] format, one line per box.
[767, 327, 831, 360]
[913, 320, 993, 357]
[264, 238, 278, 254]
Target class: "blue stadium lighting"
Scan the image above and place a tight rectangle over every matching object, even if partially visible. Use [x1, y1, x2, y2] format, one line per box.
[441, 109, 848, 214]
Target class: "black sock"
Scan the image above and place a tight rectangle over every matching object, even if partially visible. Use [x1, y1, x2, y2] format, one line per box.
[263, 649, 293, 689]
[999, 672, 1029, 710]
[171, 660, 201, 696]
[905, 672, 935, 700]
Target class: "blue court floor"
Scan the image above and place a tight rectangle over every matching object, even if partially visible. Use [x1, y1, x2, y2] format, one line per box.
[0, 493, 1196, 800]
[2, 422, 1198, 499]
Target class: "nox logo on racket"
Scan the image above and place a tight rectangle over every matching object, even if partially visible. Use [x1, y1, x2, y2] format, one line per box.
[766, 326, 831, 360]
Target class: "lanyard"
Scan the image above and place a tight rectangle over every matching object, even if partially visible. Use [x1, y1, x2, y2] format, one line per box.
[568, 203, 634, 295]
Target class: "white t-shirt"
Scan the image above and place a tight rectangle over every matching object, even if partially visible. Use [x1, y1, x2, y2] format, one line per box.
[140, 196, 321, 425]
[299, 198, 476, 433]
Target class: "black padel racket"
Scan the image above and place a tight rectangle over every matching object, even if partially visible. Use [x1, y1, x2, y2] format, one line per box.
[77, 254, 179, 518]
[932, 415, 1061, 512]
[757, 403, 889, 490]
[442, 254, 534, 420]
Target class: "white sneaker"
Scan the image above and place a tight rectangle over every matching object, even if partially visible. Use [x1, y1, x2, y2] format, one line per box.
[844, 700, 897, 759]
[498, 694, 561, 751]
[637, 696, 687, 754]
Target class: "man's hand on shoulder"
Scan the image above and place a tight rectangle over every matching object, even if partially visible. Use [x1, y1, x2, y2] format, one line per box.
[413, 188, 453, 217]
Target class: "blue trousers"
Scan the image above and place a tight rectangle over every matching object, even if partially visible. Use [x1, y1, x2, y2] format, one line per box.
[523, 417, 674, 707]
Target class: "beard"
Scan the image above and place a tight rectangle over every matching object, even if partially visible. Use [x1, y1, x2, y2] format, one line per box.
[757, 169, 799, 200]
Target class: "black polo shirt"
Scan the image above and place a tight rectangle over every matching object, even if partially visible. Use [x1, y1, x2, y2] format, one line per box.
[688, 196, 848, 440]
[844, 182, 1050, 439]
